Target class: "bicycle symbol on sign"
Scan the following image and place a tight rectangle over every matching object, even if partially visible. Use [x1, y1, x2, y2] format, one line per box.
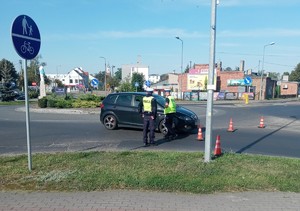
[20, 41, 34, 54]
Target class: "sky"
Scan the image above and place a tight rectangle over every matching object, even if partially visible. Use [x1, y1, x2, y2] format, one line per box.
[1, 0, 300, 76]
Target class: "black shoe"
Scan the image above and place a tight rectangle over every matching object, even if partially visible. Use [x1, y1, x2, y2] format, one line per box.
[150, 142, 157, 146]
[144, 143, 149, 147]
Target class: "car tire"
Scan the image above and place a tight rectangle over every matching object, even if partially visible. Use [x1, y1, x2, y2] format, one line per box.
[103, 114, 118, 130]
[158, 119, 168, 135]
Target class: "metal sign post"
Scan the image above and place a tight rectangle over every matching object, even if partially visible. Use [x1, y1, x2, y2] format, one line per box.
[23, 59, 32, 170]
[11, 15, 41, 171]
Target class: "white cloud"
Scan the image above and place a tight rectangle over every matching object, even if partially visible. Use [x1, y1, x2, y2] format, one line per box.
[216, 0, 299, 7]
[219, 28, 300, 38]
[44, 28, 208, 41]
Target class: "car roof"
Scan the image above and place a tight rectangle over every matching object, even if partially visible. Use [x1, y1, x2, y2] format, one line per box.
[107, 92, 160, 96]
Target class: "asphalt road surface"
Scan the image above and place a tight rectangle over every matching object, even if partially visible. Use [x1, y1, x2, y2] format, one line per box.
[1, 100, 300, 158]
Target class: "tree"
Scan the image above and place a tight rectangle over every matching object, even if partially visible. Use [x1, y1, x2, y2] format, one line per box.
[282, 72, 290, 76]
[0, 59, 18, 84]
[224, 67, 233, 71]
[114, 68, 122, 81]
[289, 63, 300, 81]
[18, 55, 47, 87]
[131, 72, 145, 92]
[0, 60, 18, 101]
[54, 79, 64, 88]
[184, 64, 190, 73]
[268, 72, 280, 80]
[160, 74, 169, 82]
[118, 76, 134, 92]
[94, 71, 105, 90]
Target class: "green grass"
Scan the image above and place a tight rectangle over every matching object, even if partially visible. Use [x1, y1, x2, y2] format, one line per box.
[0, 101, 25, 105]
[1, 151, 300, 194]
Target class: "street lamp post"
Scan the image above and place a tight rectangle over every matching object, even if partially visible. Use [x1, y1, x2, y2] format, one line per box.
[175, 36, 183, 99]
[260, 42, 275, 100]
[111, 65, 115, 76]
[100, 56, 107, 95]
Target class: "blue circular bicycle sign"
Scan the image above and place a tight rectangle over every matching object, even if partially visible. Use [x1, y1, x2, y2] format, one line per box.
[11, 15, 41, 60]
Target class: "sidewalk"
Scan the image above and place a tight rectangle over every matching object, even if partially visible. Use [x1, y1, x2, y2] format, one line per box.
[1, 190, 300, 211]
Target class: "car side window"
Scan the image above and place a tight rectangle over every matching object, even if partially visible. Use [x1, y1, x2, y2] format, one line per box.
[104, 95, 118, 104]
[134, 95, 143, 107]
[116, 94, 132, 106]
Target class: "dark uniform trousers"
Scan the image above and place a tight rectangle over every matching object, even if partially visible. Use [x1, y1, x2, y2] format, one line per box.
[165, 113, 176, 137]
[143, 115, 155, 144]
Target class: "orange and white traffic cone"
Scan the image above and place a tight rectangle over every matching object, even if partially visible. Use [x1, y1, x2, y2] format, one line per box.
[214, 135, 222, 156]
[227, 118, 235, 132]
[258, 116, 265, 128]
[196, 126, 204, 141]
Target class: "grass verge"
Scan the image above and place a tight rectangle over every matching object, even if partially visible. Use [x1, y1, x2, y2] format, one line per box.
[1, 151, 300, 194]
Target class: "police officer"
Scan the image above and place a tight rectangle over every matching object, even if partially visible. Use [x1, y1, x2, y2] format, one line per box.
[164, 88, 177, 140]
[138, 87, 157, 146]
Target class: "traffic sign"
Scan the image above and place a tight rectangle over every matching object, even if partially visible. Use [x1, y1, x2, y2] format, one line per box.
[91, 78, 99, 87]
[11, 15, 41, 60]
[134, 82, 139, 87]
[244, 76, 252, 85]
[145, 80, 151, 87]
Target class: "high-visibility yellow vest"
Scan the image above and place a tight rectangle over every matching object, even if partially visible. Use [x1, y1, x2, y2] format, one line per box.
[143, 96, 154, 112]
[164, 96, 176, 114]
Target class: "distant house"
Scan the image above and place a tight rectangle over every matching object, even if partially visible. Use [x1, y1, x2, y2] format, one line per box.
[149, 74, 160, 84]
[46, 67, 96, 92]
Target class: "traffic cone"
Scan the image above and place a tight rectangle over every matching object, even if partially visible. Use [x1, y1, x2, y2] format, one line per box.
[214, 135, 222, 156]
[258, 116, 265, 128]
[227, 118, 235, 132]
[196, 126, 204, 141]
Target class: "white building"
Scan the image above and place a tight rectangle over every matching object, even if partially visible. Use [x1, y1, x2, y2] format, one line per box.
[122, 63, 149, 82]
[46, 67, 96, 92]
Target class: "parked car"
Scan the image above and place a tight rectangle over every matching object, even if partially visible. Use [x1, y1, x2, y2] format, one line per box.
[100, 92, 198, 134]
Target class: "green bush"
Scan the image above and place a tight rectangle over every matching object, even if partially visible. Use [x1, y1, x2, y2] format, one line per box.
[42, 93, 101, 108]
[29, 91, 39, 99]
[78, 94, 101, 101]
[38, 97, 48, 108]
[47, 97, 58, 108]
[55, 98, 73, 108]
[72, 100, 100, 108]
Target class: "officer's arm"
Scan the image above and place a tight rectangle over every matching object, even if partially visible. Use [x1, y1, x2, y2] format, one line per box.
[152, 99, 157, 117]
[165, 98, 170, 108]
[138, 101, 143, 114]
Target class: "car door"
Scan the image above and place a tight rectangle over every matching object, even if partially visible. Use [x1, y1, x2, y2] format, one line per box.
[131, 94, 144, 126]
[114, 94, 134, 124]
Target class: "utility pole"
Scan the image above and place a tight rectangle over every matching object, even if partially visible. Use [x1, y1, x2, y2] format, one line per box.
[205, 0, 217, 163]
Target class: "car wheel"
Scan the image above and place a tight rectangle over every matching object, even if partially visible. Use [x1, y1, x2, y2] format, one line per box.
[103, 114, 118, 130]
[158, 119, 168, 135]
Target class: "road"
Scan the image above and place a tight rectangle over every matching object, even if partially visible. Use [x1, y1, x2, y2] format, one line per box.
[0, 100, 300, 158]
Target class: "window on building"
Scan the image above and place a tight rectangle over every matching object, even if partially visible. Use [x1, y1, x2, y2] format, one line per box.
[70, 79, 73, 84]
[75, 79, 78, 83]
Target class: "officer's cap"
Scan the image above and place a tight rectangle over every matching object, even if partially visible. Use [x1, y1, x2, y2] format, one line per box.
[164, 88, 171, 92]
[146, 87, 154, 92]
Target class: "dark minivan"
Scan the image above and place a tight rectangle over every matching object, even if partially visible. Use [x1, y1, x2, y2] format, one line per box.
[100, 92, 198, 134]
